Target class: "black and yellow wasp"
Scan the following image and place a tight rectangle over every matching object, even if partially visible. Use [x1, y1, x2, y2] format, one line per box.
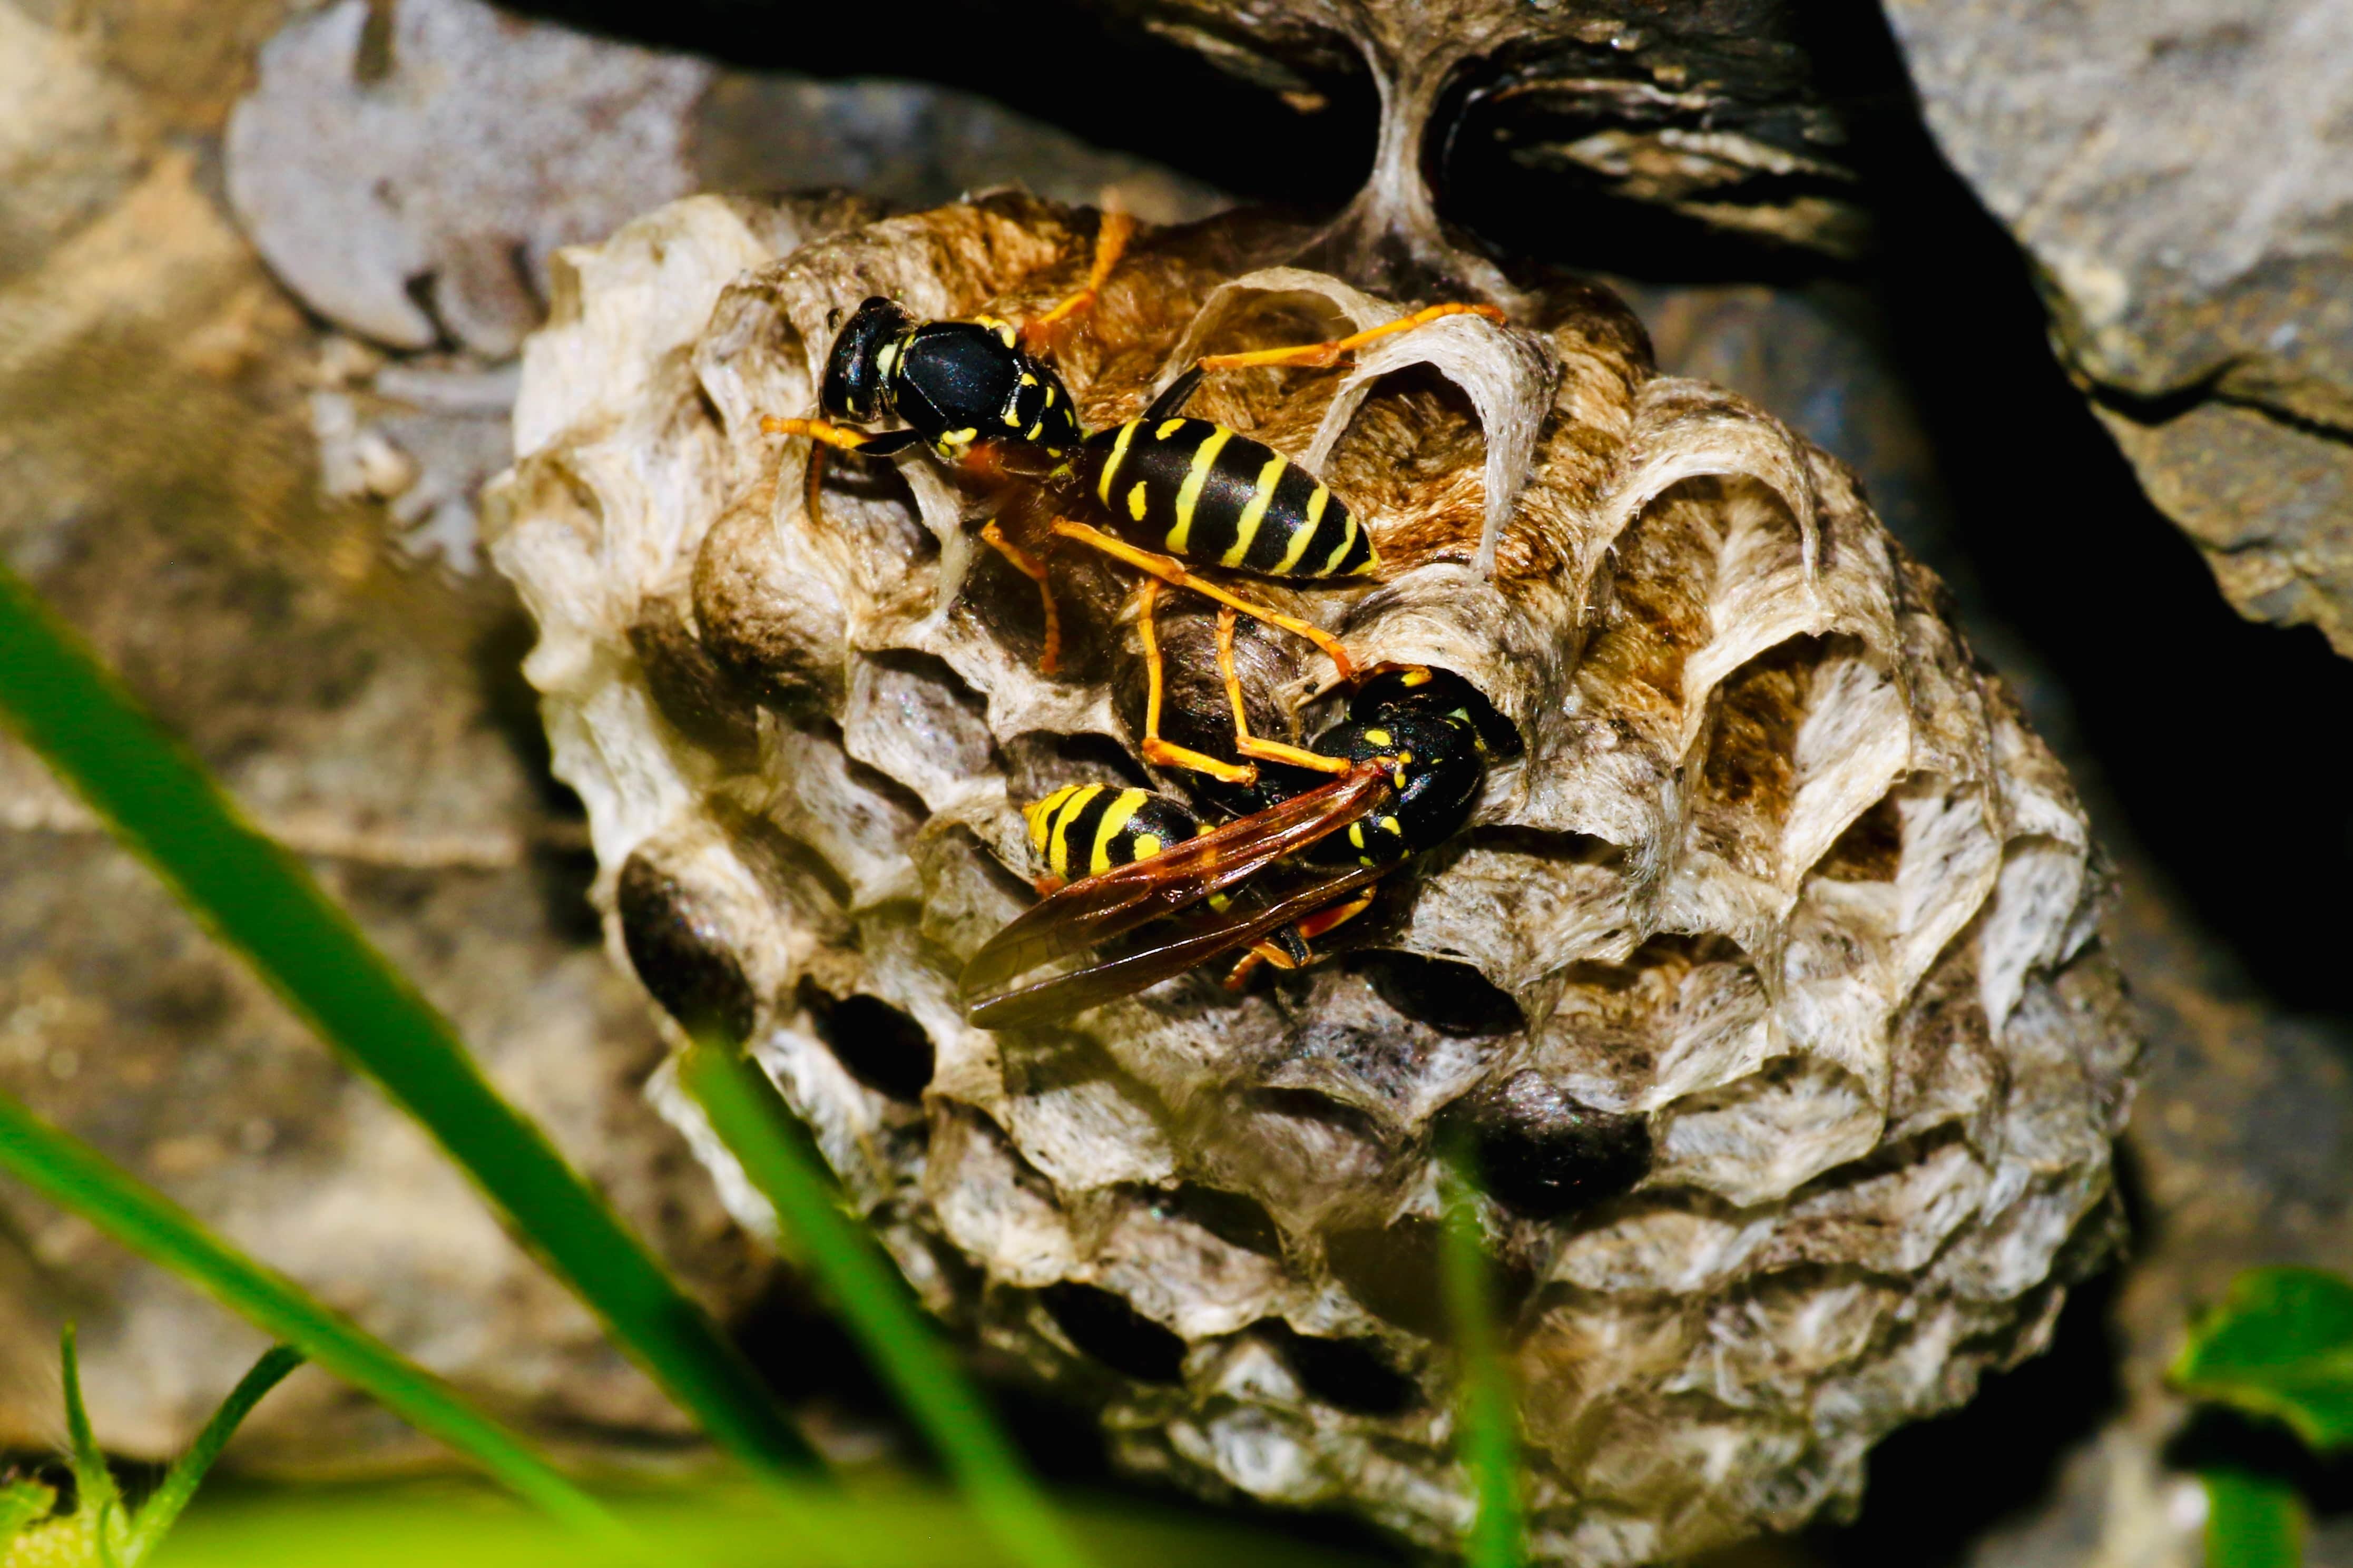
[961, 667, 1521, 1027]
[760, 212, 1516, 1023]
[763, 210, 1502, 787]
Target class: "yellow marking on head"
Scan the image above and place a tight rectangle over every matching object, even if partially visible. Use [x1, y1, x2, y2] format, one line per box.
[1169, 427, 1232, 553]
[1127, 482, 1149, 522]
[875, 341, 898, 378]
[1394, 767, 1408, 788]
[1364, 728, 1393, 747]
[1320, 512, 1359, 575]
[1046, 784, 1104, 880]
[1348, 823, 1366, 849]
[1043, 384, 1055, 405]
[1155, 418, 1188, 440]
[1096, 419, 1140, 506]
[1132, 833, 1161, 859]
[1021, 373, 1037, 388]
[974, 316, 1015, 348]
[1223, 453, 1287, 568]
[1089, 790, 1148, 876]
[1401, 668, 1432, 686]
[1381, 816, 1401, 836]
[1004, 404, 1023, 426]
[1026, 422, 1043, 440]
[946, 427, 977, 446]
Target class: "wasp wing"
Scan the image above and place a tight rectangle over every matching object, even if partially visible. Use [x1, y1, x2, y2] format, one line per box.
[965, 859, 1391, 1029]
[958, 763, 1387, 998]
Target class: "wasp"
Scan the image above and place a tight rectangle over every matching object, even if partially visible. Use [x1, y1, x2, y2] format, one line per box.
[762, 212, 1505, 788]
[960, 665, 1519, 1028]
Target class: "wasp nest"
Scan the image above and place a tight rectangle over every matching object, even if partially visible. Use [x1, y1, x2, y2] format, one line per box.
[484, 191, 2136, 1564]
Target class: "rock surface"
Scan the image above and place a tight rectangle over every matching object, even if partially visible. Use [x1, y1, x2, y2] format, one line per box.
[1883, 0, 2353, 656]
[0, 0, 762, 1470]
[487, 189, 2136, 1563]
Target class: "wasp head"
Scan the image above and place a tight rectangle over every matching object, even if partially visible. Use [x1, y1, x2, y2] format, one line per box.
[820, 297, 915, 423]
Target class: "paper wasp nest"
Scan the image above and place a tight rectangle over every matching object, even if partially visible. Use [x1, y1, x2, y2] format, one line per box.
[485, 192, 2134, 1563]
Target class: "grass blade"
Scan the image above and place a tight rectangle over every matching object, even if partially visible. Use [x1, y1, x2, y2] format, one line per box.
[1440, 1170, 1524, 1568]
[61, 1324, 125, 1533]
[121, 1345, 304, 1565]
[0, 1088, 636, 1552]
[0, 561, 813, 1479]
[676, 1044, 1096, 1568]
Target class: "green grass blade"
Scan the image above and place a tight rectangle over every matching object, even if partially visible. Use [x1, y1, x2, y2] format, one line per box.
[2202, 1469, 2304, 1568]
[0, 560, 813, 1479]
[121, 1345, 304, 1565]
[0, 1089, 638, 1553]
[61, 1324, 125, 1531]
[676, 1044, 1096, 1568]
[1439, 1171, 1524, 1568]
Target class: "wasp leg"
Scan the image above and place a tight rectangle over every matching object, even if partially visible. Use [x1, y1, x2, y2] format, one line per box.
[763, 415, 878, 451]
[1131, 577, 1257, 786]
[1222, 887, 1380, 988]
[1050, 518, 1359, 684]
[980, 520, 1064, 676]
[1215, 605, 1350, 776]
[1197, 302, 1509, 373]
[1021, 209, 1135, 350]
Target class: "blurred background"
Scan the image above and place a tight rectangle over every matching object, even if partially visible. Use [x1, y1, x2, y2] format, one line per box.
[2, 0, 2349, 1562]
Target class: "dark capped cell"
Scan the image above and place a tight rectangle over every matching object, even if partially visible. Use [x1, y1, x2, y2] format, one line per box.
[1152, 1182, 1285, 1258]
[1451, 1069, 1650, 1218]
[1323, 1217, 1447, 1338]
[1262, 1321, 1421, 1416]
[616, 850, 756, 1045]
[1359, 952, 1526, 1036]
[798, 978, 935, 1102]
[1039, 1282, 1188, 1384]
[627, 598, 758, 761]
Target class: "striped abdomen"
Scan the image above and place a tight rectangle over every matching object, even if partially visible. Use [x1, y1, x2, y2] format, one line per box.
[1023, 785, 1203, 884]
[1079, 416, 1375, 578]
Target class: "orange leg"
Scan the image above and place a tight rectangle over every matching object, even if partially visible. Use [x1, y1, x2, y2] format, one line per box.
[980, 520, 1063, 676]
[1222, 888, 1380, 988]
[1049, 518, 1358, 684]
[1134, 579, 1256, 786]
[1197, 302, 1509, 373]
[802, 443, 828, 531]
[1215, 606, 1350, 776]
[1021, 209, 1135, 350]
[761, 415, 881, 452]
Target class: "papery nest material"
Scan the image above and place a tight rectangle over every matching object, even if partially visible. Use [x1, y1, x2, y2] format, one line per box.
[485, 190, 2135, 1565]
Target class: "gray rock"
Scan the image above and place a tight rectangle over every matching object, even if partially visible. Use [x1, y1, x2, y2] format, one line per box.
[1884, 0, 2353, 655]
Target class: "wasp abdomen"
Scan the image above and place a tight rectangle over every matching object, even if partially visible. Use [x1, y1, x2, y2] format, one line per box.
[1023, 785, 1203, 883]
[1081, 417, 1374, 579]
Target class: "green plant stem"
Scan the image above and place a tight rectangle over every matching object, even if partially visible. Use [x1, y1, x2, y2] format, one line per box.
[1440, 1171, 1524, 1568]
[61, 1324, 125, 1536]
[0, 560, 814, 1480]
[121, 1345, 305, 1565]
[677, 1044, 1097, 1568]
[0, 1089, 635, 1552]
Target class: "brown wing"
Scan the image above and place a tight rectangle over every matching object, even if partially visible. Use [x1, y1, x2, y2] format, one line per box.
[964, 859, 1391, 1029]
[958, 763, 1388, 999]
